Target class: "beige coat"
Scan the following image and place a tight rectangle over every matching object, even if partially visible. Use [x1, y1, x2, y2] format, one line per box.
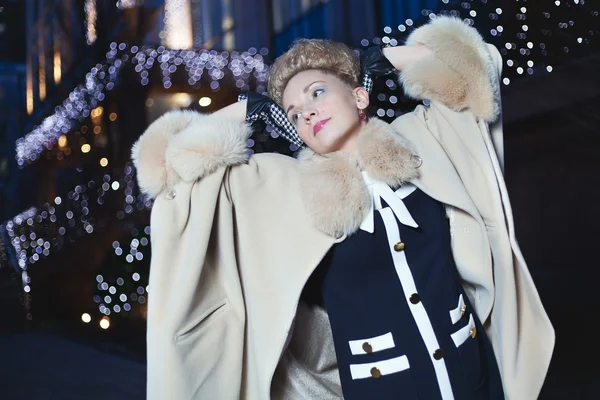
[132, 17, 554, 400]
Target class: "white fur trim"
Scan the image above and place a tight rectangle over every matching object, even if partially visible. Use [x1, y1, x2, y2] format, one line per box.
[357, 118, 419, 187]
[131, 110, 251, 199]
[399, 16, 500, 121]
[297, 118, 419, 238]
[299, 149, 370, 239]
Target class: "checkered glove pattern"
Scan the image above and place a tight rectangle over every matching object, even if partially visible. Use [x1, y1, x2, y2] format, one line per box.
[360, 43, 396, 94]
[238, 91, 304, 147]
[362, 74, 374, 95]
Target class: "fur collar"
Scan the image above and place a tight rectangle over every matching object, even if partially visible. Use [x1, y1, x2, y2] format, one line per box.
[297, 118, 420, 239]
[132, 112, 418, 240]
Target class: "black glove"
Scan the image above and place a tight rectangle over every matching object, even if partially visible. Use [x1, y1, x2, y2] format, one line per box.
[360, 43, 397, 94]
[238, 91, 304, 147]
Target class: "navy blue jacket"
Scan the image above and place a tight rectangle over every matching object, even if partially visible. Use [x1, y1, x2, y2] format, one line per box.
[303, 187, 504, 399]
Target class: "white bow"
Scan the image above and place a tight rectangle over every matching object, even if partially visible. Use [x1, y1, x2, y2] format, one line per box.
[360, 171, 418, 233]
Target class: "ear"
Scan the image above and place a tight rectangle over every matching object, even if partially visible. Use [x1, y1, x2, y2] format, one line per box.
[353, 87, 370, 110]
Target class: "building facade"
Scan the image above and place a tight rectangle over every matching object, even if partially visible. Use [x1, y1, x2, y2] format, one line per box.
[0, 0, 448, 314]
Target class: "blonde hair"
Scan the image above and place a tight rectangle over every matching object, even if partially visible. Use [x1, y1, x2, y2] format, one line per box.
[267, 38, 361, 106]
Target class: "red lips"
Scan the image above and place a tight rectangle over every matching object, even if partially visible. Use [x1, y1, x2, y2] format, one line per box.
[313, 118, 330, 135]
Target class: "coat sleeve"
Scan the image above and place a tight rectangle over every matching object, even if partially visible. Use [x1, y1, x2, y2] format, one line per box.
[397, 16, 505, 170]
[395, 17, 513, 235]
[396, 17, 555, 400]
[132, 112, 252, 399]
[399, 16, 501, 122]
[131, 109, 252, 199]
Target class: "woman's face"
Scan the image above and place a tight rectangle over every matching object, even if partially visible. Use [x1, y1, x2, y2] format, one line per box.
[282, 69, 369, 155]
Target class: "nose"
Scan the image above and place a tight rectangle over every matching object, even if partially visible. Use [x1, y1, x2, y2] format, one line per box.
[301, 108, 317, 123]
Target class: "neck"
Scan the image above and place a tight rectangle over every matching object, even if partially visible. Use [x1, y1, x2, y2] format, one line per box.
[336, 120, 367, 158]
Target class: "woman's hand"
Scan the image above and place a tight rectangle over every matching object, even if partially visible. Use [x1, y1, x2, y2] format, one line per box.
[359, 44, 397, 93]
[382, 44, 433, 71]
[360, 44, 433, 93]
[239, 91, 303, 147]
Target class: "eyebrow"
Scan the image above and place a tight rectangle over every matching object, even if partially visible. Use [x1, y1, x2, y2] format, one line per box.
[286, 80, 326, 116]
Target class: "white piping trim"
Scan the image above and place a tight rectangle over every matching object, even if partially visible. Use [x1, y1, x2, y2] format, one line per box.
[349, 332, 395, 355]
[449, 294, 466, 325]
[350, 355, 410, 380]
[451, 314, 476, 348]
[378, 207, 455, 400]
[360, 172, 418, 233]
[375, 182, 418, 227]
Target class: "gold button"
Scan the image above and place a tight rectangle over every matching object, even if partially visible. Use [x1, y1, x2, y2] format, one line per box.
[460, 304, 467, 316]
[470, 326, 477, 339]
[362, 342, 373, 353]
[370, 367, 382, 378]
[433, 349, 444, 360]
[393, 242, 405, 252]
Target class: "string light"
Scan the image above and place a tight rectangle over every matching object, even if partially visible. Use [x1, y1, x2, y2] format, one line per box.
[99, 316, 110, 329]
[95, 230, 150, 317]
[16, 44, 268, 167]
[198, 97, 212, 107]
[1, 164, 154, 320]
[1, 164, 152, 275]
[371, 0, 599, 91]
[58, 135, 68, 148]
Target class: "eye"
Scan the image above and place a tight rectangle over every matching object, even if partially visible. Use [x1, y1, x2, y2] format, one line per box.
[291, 112, 302, 124]
[313, 88, 325, 97]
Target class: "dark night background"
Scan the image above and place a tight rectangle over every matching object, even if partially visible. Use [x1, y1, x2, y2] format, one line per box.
[0, 0, 599, 399]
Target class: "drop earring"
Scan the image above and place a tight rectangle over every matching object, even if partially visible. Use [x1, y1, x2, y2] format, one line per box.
[359, 109, 367, 121]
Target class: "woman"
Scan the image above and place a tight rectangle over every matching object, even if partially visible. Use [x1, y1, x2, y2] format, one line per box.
[132, 16, 554, 400]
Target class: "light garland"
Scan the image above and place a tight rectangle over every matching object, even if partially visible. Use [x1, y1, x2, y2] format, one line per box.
[16, 49, 124, 166]
[93, 226, 151, 318]
[16, 44, 269, 167]
[364, 0, 599, 119]
[2, 164, 151, 268]
[0, 163, 154, 318]
[369, 1, 598, 88]
[4, 208, 36, 314]
[130, 45, 268, 91]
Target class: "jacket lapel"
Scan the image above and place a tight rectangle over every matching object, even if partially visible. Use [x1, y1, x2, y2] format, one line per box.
[390, 113, 482, 221]
[297, 116, 482, 238]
